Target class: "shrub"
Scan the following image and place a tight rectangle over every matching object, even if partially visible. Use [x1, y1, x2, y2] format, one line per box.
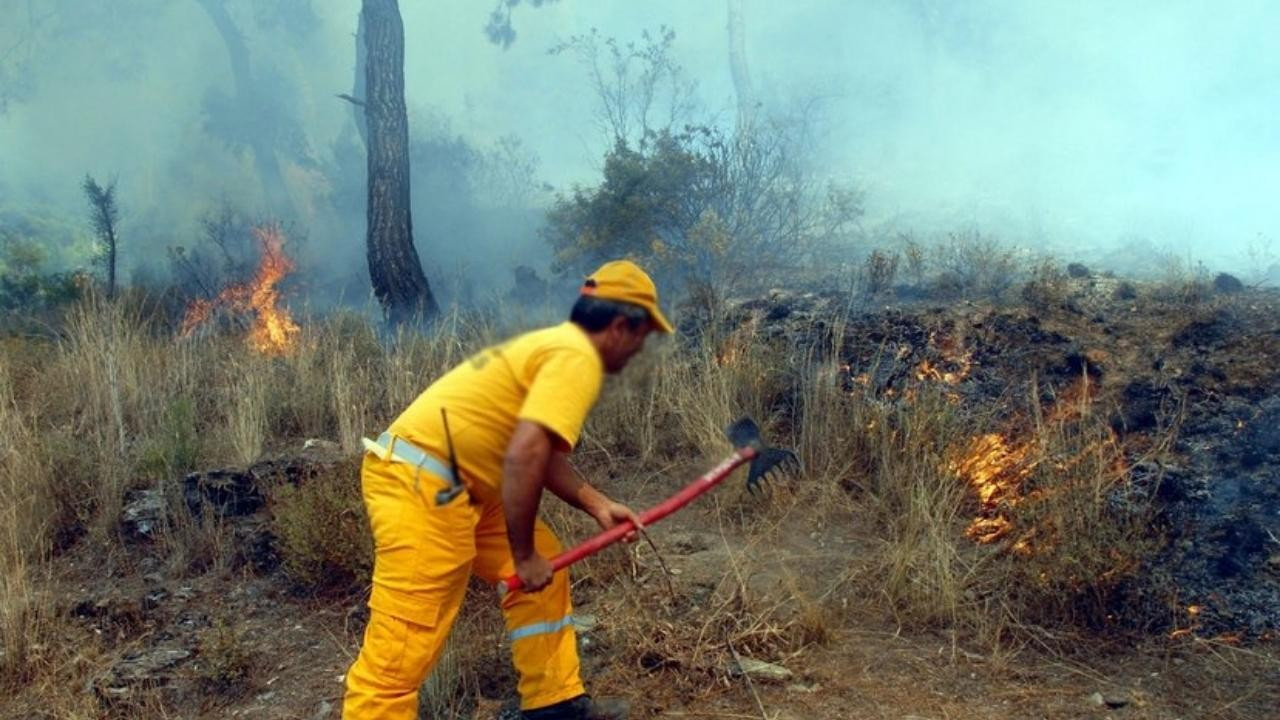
[1151, 255, 1212, 305]
[900, 233, 927, 287]
[1021, 259, 1072, 312]
[136, 396, 201, 481]
[545, 127, 861, 298]
[195, 618, 255, 696]
[269, 457, 371, 595]
[860, 249, 899, 298]
[931, 230, 1018, 300]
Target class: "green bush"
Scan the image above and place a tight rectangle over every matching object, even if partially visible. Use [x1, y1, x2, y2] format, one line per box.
[136, 396, 201, 480]
[195, 618, 255, 696]
[269, 457, 371, 595]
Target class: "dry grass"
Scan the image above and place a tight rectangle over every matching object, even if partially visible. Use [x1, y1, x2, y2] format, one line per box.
[0, 290, 1265, 718]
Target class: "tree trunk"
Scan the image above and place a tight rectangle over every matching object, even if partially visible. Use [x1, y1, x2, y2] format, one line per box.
[351, 10, 368, 148]
[362, 0, 436, 323]
[107, 230, 117, 300]
[194, 0, 298, 221]
[727, 0, 755, 134]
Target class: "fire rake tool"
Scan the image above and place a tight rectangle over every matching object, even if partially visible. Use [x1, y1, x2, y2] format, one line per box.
[499, 417, 798, 595]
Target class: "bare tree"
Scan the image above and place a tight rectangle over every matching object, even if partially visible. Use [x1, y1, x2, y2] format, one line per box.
[193, 0, 299, 221]
[361, 0, 437, 323]
[727, 0, 756, 133]
[82, 175, 120, 300]
[550, 26, 696, 148]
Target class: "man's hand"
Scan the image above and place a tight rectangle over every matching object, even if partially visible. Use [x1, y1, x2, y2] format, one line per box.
[515, 553, 554, 593]
[590, 500, 644, 543]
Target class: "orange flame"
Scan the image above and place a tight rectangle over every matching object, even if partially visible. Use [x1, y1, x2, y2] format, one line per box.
[952, 432, 1038, 543]
[915, 331, 973, 385]
[952, 375, 1114, 546]
[915, 354, 972, 385]
[180, 224, 300, 355]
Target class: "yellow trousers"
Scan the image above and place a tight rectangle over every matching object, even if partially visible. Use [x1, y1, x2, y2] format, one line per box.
[343, 453, 584, 718]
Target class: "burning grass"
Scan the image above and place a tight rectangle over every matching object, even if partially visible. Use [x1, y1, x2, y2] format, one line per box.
[180, 224, 301, 356]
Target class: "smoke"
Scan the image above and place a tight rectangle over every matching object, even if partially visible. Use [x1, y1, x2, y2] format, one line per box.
[2, 0, 1278, 300]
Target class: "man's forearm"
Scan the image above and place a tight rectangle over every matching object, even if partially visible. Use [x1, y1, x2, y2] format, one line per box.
[545, 452, 608, 516]
[502, 446, 546, 562]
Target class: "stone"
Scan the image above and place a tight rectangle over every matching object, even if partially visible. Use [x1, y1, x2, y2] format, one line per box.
[184, 468, 262, 518]
[121, 489, 167, 538]
[1213, 272, 1244, 294]
[1103, 692, 1131, 708]
[1088, 690, 1130, 709]
[728, 656, 793, 683]
[94, 647, 191, 698]
[302, 438, 340, 454]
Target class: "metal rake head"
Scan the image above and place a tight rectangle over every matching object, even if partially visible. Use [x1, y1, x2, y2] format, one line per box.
[725, 417, 800, 494]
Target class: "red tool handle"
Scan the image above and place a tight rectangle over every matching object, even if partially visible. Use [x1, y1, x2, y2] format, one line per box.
[499, 446, 758, 595]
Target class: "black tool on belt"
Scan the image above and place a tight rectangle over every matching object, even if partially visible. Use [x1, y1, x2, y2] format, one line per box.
[437, 408, 467, 505]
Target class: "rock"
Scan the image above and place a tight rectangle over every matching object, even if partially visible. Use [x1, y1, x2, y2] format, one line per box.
[1104, 692, 1131, 708]
[509, 265, 550, 304]
[1067, 263, 1091, 278]
[94, 647, 192, 698]
[1113, 281, 1138, 300]
[1213, 272, 1244, 294]
[71, 593, 146, 635]
[314, 699, 334, 719]
[142, 589, 168, 610]
[121, 489, 167, 538]
[184, 469, 262, 518]
[301, 438, 342, 456]
[571, 614, 599, 633]
[728, 656, 793, 683]
[1089, 690, 1130, 709]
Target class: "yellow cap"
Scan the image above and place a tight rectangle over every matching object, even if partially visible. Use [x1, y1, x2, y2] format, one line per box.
[581, 260, 674, 334]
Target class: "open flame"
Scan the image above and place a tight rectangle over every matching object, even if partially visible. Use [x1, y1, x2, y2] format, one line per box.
[952, 376, 1111, 546]
[915, 354, 972, 385]
[180, 224, 300, 355]
[915, 331, 973, 385]
[952, 432, 1038, 543]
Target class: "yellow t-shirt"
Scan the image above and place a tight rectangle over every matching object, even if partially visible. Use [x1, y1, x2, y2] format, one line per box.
[388, 322, 604, 503]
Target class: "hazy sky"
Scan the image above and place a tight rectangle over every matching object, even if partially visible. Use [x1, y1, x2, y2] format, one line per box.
[2, 0, 1278, 282]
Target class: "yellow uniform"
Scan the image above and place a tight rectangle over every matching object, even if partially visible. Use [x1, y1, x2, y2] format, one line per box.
[343, 322, 604, 718]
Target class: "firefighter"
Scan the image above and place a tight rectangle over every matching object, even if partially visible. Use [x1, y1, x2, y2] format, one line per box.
[343, 260, 673, 720]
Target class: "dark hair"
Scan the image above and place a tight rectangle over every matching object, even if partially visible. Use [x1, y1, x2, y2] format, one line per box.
[569, 295, 649, 332]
